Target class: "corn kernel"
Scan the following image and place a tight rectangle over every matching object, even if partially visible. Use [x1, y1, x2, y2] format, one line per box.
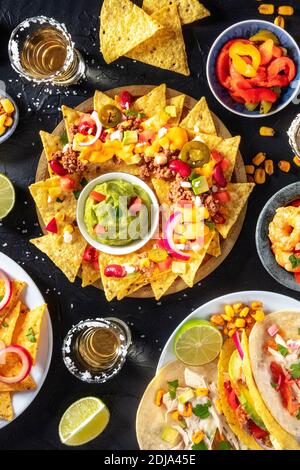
[274, 15, 285, 28]
[228, 329, 237, 337]
[4, 116, 13, 127]
[233, 302, 243, 313]
[258, 4, 275, 15]
[227, 322, 236, 330]
[155, 389, 164, 406]
[0, 98, 14, 114]
[210, 314, 224, 326]
[239, 307, 250, 317]
[246, 165, 255, 175]
[196, 388, 209, 397]
[254, 168, 266, 184]
[224, 304, 235, 318]
[252, 152, 266, 166]
[181, 402, 192, 417]
[251, 301, 263, 310]
[221, 314, 232, 322]
[64, 224, 74, 234]
[0, 126, 6, 136]
[293, 156, 300, 167]
[278, 5, 294, 15]
[192, 431, 204, 444]
[252, 310, 265, 322]
[235, 318, 246, 328]
[259, 126, 275, 136]
[278, 160, 291, 173]
[171, 411, 180, 422]
[264, 159, 274, 175]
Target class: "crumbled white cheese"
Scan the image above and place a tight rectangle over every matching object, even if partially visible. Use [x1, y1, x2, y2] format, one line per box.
[194, 125, 200, 133]
[193, 135, 204, 143]
[62, 143, 70, 153]
[122, 264, 136, 274]
[180, 182, 192, 188]
[195, 196, 202, 206]
[63, 231, 73, 244]
[157, 127, 168, 138]
[47, 196, 52, 203]
[110, 130, 123, 142]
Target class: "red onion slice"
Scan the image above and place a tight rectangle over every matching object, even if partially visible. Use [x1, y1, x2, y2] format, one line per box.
[164, 212, 190, 261]
[233, 331, 244, 359]
[0, 345, 32, 384]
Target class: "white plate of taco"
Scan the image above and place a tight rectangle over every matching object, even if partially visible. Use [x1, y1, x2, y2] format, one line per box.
[0, 252, 52, 429]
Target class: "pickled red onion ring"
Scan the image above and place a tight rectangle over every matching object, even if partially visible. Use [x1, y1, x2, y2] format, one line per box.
[233, 331, 244, 359]
[0, 270, 12, 312]
[164, 212, 190, 261]
[0, 345, 32, 384]
[79, 111, 103, 147]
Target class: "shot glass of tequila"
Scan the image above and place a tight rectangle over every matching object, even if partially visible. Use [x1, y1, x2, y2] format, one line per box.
[8, 16, 85, 85]
[62, 317, 132, 383]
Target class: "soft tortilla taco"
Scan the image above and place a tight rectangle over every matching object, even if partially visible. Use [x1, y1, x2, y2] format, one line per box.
[248, 310, 300, 448]
[136, 360, 241, 450]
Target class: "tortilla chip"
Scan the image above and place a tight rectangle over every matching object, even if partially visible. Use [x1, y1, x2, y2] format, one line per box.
[0, 393, 13, 421]
[94, 90, 120, 114]
[12, 304, 46, 364]
[40, 131, 63, 177]
[180, 97, 217, 135]
[61, 105, 84, 142]
[81, 261, 101, 288]
[214, 136, 241, 182]
[0, 376, 36, 393]
[193, 133, 222, 149]
[133, 84, 166, 117]
[150, 272, 178, 300]
[216, 183, 255, 239]
[207, 231, 221, 257]
[143, 0, 210, 25]
[100, 0, 162, 64]
[30, 229, 87, 283]
[29, 177, 77, 225]
[241, 331, 300, 450]
[0, 281, 26, 326]
[99, 253, 143, 301]
[181, 231, 214, 287]
[117, 275, 149, 300]
[0, 302, 21, 346]
[127, 5, 189, 76]
[218, 339, 262, 450]
[151, 178, 171, 205]
[166, 95, 185, 126]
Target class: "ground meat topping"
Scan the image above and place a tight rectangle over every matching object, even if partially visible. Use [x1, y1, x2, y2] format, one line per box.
[68, 124, 78, 143]
[169, 174, 195, 203]
[138, 148, 181, 181]
[61, 147, 86, 174]
[52, 150, 63, 161]
[202, 194, 220, 218]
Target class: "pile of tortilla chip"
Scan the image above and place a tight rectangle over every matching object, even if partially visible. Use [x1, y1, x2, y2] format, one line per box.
[99, 0, 210, 75]
[29, 84, 254, 302]
[0, 278, 46, 421]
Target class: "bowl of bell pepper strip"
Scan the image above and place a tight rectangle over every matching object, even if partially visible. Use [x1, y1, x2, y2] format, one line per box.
[207, 20, 300, 117]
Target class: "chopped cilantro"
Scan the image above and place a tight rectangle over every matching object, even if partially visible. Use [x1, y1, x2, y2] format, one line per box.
[26, 327, 36, 343]
[73, 190, 81, 200]
[271, 381, 278, 389]
[278, 344, 288, 357]
[289, 254, 300, 269]
[218, 441, 231, 450]
[60, 131, 68, 146]
[297, 409, 300, 420]
[80, 177, 88, 187]
[298, 327, 300, 335]
[56, 197, 63, 203]
[192, 401, 211, 419]
[205, 221, 215, 231]
[290, 362, 300, 379]
[2, 322, 8, 328]
[189, 170, 199, 182]
[192, 441, 208, 450]
[167, 379, 178, 399]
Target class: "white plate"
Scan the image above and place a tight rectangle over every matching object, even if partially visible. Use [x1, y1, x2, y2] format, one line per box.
[157, 291, 300, 371]
[0, 252, 53, 429]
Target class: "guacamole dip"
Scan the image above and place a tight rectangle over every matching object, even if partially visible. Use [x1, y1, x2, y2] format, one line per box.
[84, 179, 152, 246]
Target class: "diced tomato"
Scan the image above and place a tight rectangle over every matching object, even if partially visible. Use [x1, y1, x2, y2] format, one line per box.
[129, 197, 142, 215]
[214, 191, 231, 205]
[270, 361, 285, 385]
[280, 383, 299, 415]
[83, 246, 98, 263]
[224, 381, 240, 410]
[291, 199, 300, 207]
[78, 114, 96, 136]
[45, 217, 58, 234]
[294, 272, 300, 284]
[90, 191, 106, 202]
[248, 420, 269, 440]
[259, 39, 274, 66]
[119, 90, 133, 109]
[157, 256, 172, 272]
[94, 224, 106, 235]
[220, 158, 230, 171]
[60, 176, 76, 191]
[211, 149, 224, 163]
[213, 212, 226, 224]
[268, 57, 296, 85]
[236, 87, 278, 104]
[272, 45, 283, 58]
[139, 129, 156, 144]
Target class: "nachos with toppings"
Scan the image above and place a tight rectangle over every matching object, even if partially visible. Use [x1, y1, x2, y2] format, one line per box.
[29, 84, 254, 301]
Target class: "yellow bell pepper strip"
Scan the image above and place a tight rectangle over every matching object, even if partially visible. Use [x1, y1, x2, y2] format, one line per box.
[250, 29, 279, 45]
[229, 42, 261, 78]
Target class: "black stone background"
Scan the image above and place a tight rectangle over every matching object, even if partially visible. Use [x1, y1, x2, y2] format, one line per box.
[0, 0, 299, 450]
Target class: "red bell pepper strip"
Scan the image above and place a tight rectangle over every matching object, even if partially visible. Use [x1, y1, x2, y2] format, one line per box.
[268, 57, 296, 85]
[235, 87, 278, 104]
[248, 421, 269, 440]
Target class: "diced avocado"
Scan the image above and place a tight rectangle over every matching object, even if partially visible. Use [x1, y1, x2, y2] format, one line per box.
[238, 384, 266, 430]
[123, 130, 138, 145]
[165, 105, 177, 117]
[191, 176, 209, 195]
[178, 388, 194, 404]
[161, 426, 179, 445]
[228, 350, 243, 384]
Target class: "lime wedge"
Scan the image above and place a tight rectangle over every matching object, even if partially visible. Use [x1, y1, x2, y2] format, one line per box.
[59, 397, 110, 446]
[0, 174, 15, 219]
[174, 319, 223, 366]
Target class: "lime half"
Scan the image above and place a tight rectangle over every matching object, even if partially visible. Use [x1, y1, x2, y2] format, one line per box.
[0, 174, 15, 219]
[174, 319, 223, 366]
[59, 397, 110, 446]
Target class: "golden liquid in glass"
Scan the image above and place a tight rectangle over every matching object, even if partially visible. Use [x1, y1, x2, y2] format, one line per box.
[20, 27, 68, 79]
[76, 327, 121, 372]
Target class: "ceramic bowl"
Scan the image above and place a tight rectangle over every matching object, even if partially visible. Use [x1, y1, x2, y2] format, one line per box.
[0, 91, 19, 144]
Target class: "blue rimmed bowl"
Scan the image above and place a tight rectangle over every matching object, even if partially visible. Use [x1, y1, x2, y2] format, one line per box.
[256, 182, 300, 292]
[206, 20, 300, 118]
[0, 90, 19, 144]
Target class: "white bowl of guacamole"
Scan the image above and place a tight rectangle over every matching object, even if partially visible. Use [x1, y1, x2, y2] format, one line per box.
[77, 172, 159, 255]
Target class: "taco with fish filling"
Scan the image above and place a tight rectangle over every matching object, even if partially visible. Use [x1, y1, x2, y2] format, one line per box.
[248, 310, 300, 448]
[136, 360, 241, 450]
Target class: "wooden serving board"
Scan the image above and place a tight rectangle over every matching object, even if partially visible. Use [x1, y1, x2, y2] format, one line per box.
[35, 85, 247, 299]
